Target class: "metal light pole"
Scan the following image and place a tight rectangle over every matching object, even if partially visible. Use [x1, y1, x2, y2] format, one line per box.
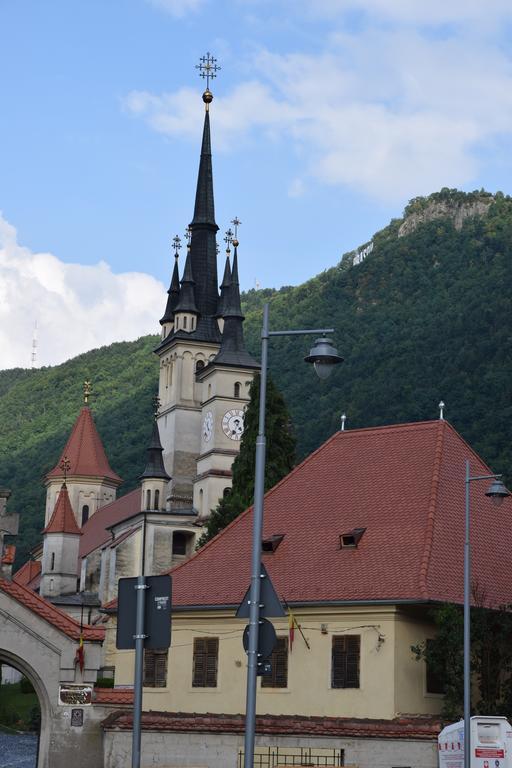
[463, 461, 509, 768]
[243, 303, 342, 768]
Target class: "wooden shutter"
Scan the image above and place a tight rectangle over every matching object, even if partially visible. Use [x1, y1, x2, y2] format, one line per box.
[331, 635, 360, 689]
[261, 637, 288, 689]
[144, 649, 168, 688]
[192, 637, 219, 687]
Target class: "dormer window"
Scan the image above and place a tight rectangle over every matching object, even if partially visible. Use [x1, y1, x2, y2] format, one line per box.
[339, 527, 366, 549]
[262, 534, 285, 553]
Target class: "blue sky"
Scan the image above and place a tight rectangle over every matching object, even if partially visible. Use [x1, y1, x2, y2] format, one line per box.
[2, 0, 512, 367]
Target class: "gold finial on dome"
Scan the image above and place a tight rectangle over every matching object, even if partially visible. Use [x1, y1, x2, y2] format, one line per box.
[196, 52, 220, 111]
[231, 216, 241, 247]
[83, 379, 92, 405]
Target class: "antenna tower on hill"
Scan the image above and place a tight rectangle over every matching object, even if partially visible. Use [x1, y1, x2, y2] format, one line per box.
[30, 321, 38, 368]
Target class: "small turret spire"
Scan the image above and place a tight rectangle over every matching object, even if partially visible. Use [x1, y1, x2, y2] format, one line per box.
[174, 249, 199, 315]
[213, 236, 259, 369]
[140, 397, 170, 481]
[217, 254, 232, 317]
[160, 237, 182, 326]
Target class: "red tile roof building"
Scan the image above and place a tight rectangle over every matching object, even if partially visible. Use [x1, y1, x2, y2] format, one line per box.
[169, 420, 512, 609]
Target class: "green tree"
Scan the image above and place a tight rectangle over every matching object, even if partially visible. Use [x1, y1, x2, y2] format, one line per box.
[412, 600, 512, 720]
[197, 374, 296, 546]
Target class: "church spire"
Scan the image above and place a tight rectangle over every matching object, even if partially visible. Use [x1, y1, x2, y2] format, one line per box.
[214, 241, 259, 369]
[160, 236, 182, 326]
[140, 398, 170, 482]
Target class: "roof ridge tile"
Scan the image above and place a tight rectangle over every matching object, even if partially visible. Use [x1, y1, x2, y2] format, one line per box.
[418, 420, 446, 599]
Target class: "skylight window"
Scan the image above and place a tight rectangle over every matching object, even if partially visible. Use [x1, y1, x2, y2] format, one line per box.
[339, 527, 366, 549]
[261, 534, 285, 553]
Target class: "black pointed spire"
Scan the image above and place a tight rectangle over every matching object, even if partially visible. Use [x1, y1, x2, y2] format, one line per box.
[191, 111, 216, 228]
[217, 254, 232, 317]
[175, 250, 199, 314]
[160, 256, 181, 325]
[214, 246, 259, 369]
[140, 420, 170, 481]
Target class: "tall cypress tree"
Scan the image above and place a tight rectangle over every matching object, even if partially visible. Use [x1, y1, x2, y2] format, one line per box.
[197, 373, 296, 547]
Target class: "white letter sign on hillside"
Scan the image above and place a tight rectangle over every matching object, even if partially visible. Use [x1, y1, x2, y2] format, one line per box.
[353, 241, 374, 265]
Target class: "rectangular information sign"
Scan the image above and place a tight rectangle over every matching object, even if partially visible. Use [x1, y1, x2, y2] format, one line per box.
[116, 574, 172, 650]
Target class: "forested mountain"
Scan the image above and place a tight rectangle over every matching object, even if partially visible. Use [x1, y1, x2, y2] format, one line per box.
[1, 188, 511, 565]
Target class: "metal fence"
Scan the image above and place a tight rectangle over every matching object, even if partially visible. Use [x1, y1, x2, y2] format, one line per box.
[238, 747, 345, 767]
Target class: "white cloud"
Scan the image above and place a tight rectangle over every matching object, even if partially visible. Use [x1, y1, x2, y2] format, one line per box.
[146, 0, 207, 17]
[124, 21, 512, 202]
[0, 213, 167, 369]
[306, 0, 512, 25]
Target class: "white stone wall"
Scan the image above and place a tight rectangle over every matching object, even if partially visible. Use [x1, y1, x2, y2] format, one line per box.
[103, 730, 438, 768]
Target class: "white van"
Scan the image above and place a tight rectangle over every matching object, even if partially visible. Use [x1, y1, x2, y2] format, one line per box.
[439, 717, 512, 768]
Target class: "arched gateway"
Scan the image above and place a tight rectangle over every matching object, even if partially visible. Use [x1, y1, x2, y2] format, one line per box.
[0, 578, 105, 768]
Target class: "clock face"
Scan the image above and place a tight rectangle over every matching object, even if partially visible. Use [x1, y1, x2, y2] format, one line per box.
[202, 411, 214, 442]
[222, 409, 245, 441]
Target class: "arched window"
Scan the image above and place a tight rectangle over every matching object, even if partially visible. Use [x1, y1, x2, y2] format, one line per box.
[234, 381, 241, 398]
[146, 489, 151, 511]
[154, 489, 160, 510]
[81, 504, 89, 526]
[223, 487, 232, 498]
[183, 316, 188, 329]
[196, 360, 205, 373]
[199, 488, 204, 514]
[50, 552, 55, 571]
[172, 532, 187, 556]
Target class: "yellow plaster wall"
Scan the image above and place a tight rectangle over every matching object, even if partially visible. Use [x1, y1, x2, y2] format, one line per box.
[394, 608, 443, 716]
[113, 606, 407, 719]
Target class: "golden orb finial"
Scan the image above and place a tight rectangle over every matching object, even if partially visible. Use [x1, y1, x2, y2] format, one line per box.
[202, 89, 213, 105]
[232, 238, 239, 248]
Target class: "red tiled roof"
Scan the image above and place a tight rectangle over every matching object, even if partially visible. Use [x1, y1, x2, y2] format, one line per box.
[47, 407, 122, 484]
[13, 560, 41, 589]
[43, 484, 81, 535]
[167, 420, 512, 609]
[94, 688, 134, 705]
[79, 489, 140, 559]
[0, 578, 104, 641]
[102, 711, 440, 740]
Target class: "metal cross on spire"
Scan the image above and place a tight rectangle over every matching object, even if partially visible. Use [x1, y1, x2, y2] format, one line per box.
[83, 380, 92, 405]
[185, 226, 192, 250]
[172, 235, 181, 258]
[438, 400, 445, 420]
[196, 52, 221, 90]
[153, 394, 161, 420]
[60, 455, 71, 483]
[224, 228, 234, 252]
[231, 216, 241, 246]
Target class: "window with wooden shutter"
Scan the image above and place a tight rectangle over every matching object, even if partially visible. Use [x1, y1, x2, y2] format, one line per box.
[143, 649, 168, 688]
[261, 637, 288, 689]
[192, 637, 219, 687]
[331, 635, 360, 689]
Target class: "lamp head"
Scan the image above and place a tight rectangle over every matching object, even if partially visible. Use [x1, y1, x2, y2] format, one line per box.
[304, 336, 343, 380]
[485, 478, 510, 507]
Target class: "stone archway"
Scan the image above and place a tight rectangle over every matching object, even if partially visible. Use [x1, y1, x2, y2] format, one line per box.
[0, 649, 48, 767]
[0, 580, 105, 768]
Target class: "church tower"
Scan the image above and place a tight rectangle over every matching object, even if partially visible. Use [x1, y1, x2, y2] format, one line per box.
[45, 382, 122, 528]
[40, 482, 81, 598]
[155, 55, 259, 517]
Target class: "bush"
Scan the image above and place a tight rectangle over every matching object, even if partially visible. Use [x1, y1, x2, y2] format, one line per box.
[95, 677, 114, 688]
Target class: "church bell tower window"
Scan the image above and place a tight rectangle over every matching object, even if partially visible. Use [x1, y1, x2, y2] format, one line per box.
[146, 489, 151, 511]
[234, 382, 241, 398]
[82, 504, 89, 526]
[154, 489, 160, 510]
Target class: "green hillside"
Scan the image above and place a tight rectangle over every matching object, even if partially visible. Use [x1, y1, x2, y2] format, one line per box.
[1, 188, 511, 566]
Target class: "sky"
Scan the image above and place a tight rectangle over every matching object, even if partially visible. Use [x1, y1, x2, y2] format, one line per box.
[2, 0, 512, 368]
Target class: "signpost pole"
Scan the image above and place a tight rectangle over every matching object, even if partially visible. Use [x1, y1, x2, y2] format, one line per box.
[131, 515, 148, 768]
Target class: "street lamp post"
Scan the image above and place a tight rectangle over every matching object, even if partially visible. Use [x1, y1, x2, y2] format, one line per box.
[243, 303, 343, 768]
[463, 460, 509, 768]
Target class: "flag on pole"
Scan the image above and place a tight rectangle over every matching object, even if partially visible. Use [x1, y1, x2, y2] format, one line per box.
[75, 634, 85, 673]
[288, 608, 296, 653]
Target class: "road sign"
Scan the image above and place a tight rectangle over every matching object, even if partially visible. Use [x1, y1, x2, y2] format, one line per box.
[242, 617, 277, 661]
[116, 574, 172, 650]
[236, 563, 285, 619]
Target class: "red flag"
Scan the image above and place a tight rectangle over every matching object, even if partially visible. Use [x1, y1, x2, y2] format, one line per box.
[75, 634, 85, 673]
